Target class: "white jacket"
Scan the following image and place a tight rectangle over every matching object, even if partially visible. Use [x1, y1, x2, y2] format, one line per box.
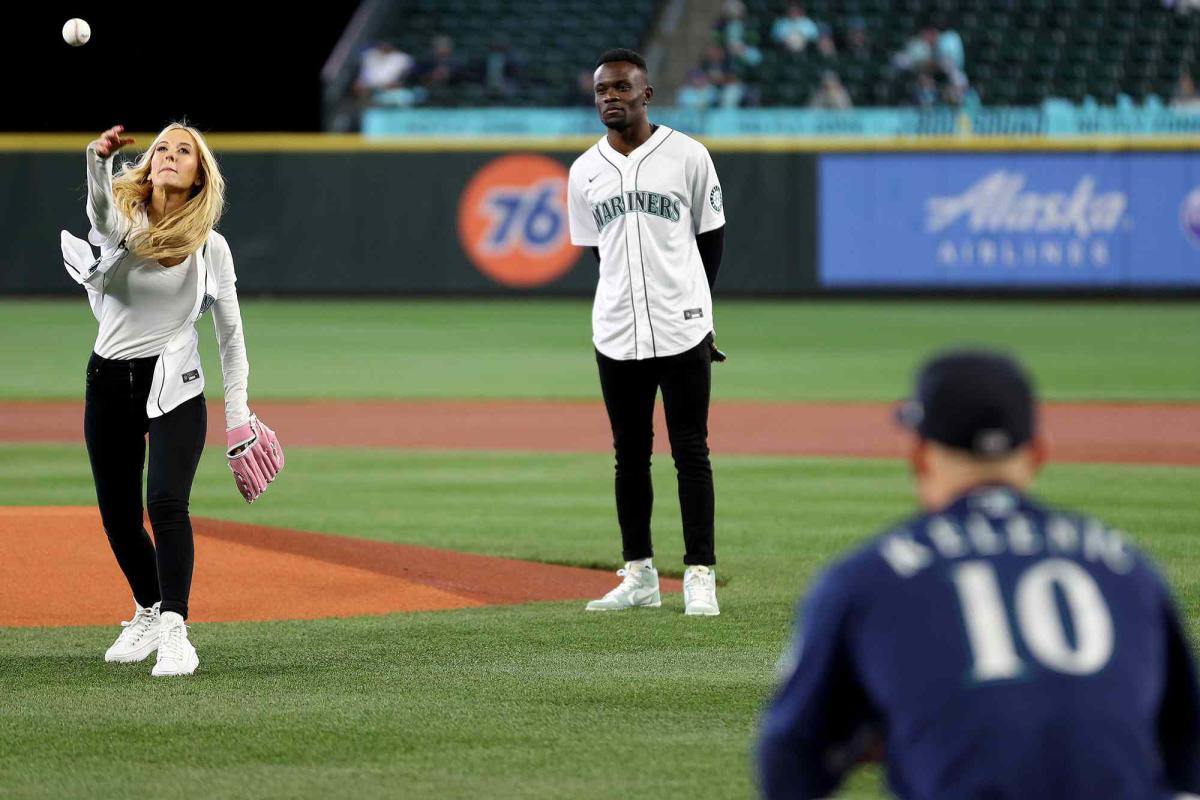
[60, 145, 251, 429]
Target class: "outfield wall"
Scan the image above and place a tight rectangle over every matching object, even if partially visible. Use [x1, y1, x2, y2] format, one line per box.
[3, 136, 1197, 295]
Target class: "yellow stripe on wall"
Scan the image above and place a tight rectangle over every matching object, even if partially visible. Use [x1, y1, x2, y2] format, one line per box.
[2, 132, 1198, 153]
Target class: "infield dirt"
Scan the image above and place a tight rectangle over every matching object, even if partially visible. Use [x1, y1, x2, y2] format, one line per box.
[0, 507, 682, 628]
[1, 399, 1195, 465]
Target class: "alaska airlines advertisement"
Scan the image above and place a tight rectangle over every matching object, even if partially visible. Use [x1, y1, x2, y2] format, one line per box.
[819, 153, 1200, 288]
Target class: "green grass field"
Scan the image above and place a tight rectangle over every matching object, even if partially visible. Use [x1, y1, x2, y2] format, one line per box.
[1, 299, 1198, 401]
[1, 300, 1198, 798]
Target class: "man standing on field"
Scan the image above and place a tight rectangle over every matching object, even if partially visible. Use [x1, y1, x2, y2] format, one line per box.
[567, 49, 727, 616]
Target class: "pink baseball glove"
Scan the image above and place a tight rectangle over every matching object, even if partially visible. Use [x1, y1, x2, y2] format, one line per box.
[226, 414, 284, 503]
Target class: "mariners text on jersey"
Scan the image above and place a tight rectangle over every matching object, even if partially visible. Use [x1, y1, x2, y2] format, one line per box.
[568, 125, 725, 361]
[591, 191, 682, 229]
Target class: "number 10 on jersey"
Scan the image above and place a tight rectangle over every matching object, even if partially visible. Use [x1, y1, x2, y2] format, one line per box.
[951, 558, 1115, 682]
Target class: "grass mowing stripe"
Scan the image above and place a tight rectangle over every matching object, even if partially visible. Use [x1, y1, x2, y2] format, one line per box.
[0, 606, 788, 799]
[1, 299, 1197, 401]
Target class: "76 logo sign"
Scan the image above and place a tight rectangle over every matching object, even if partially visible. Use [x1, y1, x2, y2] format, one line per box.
[457, 154, 580, 288]
[481, 178, 567, 253]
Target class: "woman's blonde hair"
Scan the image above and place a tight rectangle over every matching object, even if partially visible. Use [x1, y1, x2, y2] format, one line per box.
[111, 122, 225, 263]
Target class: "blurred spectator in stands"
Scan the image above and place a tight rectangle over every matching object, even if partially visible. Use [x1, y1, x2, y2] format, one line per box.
[844, 18, 872, 61]
[1172, 72, 1200, 108]
[701, 42, 733, 82]
[912, 72, 940, 107]
[698, 44, 748, 107]
[809, 71, 853, 109]
[941, 69, 978, 108]
[414, 35, 463, 90]
[893, 26, 939, 73]
[939, 30, 970, 106]
[339, 40, 414, 130]
[728, 39, 764, 71]
[935, 17, 966, 73]
[483, 37, 523, 99]
[718, 71, 748, 108]
[355, 41, 422, 110]
[677, 68, 720, 110]
[1164, 0, 1200, 14]
[814, 24, 838, 58]
[353, 41, 414, 99]
[565, 69, 596, 107]
[772, 3, 820, 53]
[716, 0, 751, 49]
[893, 20, 969, 108]
[720, 3, 765, 72]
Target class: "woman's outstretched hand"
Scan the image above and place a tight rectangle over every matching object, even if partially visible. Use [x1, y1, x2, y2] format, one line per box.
[92, 125, 135, 158]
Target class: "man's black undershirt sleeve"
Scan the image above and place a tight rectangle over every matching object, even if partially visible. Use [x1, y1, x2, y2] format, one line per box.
[591, 246, 600, 263]
[697, 225, 725, 288]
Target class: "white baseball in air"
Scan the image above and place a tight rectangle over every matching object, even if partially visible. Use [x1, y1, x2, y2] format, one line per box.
[62, 18, 91, 47]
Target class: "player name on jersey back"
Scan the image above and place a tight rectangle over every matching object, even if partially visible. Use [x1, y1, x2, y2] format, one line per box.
[879, 504, 1133, 578]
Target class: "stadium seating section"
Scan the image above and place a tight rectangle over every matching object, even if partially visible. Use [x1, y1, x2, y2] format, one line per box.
[374, 0, 661, 106]
[368, 0, 1199, 107]
[741, 0, 1200, 106]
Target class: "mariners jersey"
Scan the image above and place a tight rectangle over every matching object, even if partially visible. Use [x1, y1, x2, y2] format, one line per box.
[758, 485, 1200, 800]
[568, 125, 725, 361]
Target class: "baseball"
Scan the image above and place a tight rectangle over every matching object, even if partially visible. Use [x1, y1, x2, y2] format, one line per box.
[62, 18, 91, 47]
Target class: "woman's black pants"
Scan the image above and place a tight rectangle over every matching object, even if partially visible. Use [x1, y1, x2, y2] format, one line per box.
[83, 352, 206, 619]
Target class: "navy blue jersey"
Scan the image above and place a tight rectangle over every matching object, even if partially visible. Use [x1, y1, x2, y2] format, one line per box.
[758, 485, 1200, 800]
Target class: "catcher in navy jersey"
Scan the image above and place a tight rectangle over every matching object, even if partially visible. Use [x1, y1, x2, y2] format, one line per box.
[758, 349, 1200, 800]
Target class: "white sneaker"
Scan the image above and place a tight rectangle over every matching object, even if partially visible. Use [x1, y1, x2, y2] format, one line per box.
[585, 561, 661, 611]
[104, 601, 161, 663]
[151, 612, 199, 677]
[683, 565, 720, 616]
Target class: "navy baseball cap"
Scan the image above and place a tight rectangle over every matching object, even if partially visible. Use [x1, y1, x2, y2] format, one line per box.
[896, 350, 1037, 457]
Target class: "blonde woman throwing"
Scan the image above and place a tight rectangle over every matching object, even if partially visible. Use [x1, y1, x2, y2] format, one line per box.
[60, 123, 283, 676]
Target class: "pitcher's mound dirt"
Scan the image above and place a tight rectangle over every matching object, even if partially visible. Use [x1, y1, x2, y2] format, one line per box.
[0, 507, 680, 628]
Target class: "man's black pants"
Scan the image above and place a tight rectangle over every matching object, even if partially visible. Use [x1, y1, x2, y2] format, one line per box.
[83, 352, 206, 619]
[596, 336, 714, 566]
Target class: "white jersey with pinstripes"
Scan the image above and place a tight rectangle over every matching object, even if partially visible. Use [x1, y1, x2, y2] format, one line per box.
[568, 125, 725, 361]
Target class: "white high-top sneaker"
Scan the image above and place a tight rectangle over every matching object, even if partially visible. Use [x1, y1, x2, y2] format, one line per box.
[104, 601, 161, 663]
[683, 565, 720, 616]
[585, 561, 661, 611]
[151, 612, 199, 677]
